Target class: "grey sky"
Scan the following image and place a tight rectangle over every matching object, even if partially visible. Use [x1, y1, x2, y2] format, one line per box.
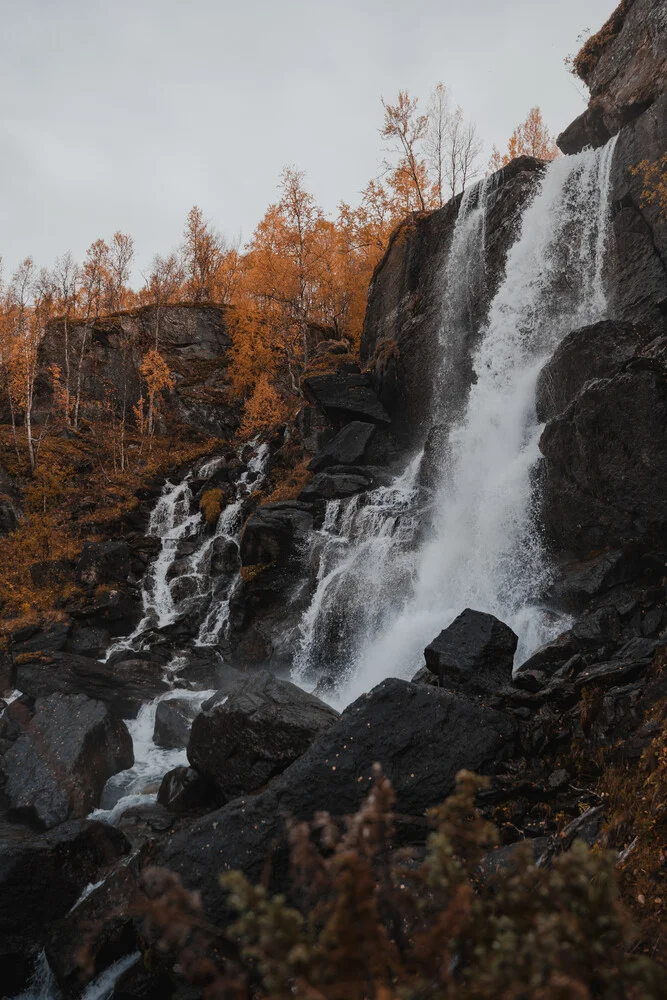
[2, 0, 613, 282]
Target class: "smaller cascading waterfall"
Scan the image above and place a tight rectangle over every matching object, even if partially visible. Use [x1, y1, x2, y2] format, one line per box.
[104, 441, 270, 659]
[293, 138, 619, 708]
[293, 179, 492, 689]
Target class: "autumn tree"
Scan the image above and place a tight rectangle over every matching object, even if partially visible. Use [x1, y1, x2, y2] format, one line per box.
[138, 349, 176, 442]
[105, 231, 135, 312]
[143, 252, 183, 349]
[52, 251, 79, 424]
[181, 206, 224, 303]
[380, 90, 430, 212]
[490, 106, 560, 170]
[6, 259, 41, 469]
[426, 83, 482, 205]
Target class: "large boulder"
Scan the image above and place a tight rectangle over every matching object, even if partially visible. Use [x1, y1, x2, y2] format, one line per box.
[423, 609, 518, 694]
[539, 363, 667, 557]
[160, 678, 516, 920]
[187, 672, 339, 799]
[558, 0, 667, 154]
[1, 692, 134, 828]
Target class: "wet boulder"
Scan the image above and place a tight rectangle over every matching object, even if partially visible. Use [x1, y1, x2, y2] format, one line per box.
[1, 692, 134, 828]
[75, 540, 131, 588]
[308, 421, 377, 472]
[210, 535, 240, 575]
[424, 609, 518, 694]
[160, 678, 517, 918]
[240, 502, 313, 568]
[153, 696, 200, 749]
[187, 671, 339, 800]
[535, 320, 650, 422]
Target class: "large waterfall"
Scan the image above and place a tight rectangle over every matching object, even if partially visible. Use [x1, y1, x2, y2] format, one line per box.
[293, 138, 618, 708]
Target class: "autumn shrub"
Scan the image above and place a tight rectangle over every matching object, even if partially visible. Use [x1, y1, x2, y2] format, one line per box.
[630, 154, 667, 222]
[200, 488, 224, 525]
[135, 769, 664, 999]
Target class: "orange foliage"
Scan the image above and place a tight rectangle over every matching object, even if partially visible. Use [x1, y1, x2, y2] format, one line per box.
[489, 107, 560, 170]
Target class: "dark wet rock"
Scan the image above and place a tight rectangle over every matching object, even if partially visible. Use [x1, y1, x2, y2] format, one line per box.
[302, 371, 391, 426]
[535, 320, 650, 422]
[157, 766, 218, 813]
[160, 678, 517, 918]
[424, 609, 518, 694]
[15, 653, 170, 718]
[297, 467, 376, 502]
[308, 421, 377, 472]
[10, 621, 70, 657]
[210, 536, 240, 575]
[240, 502, 313, 568]
[0, 819, 130, 946]
[188, 671, 339, 800]
[72, 587, 143, 637]
[360, 157, 544, 448]
[539, 366, 667, 557]
[153, 697, 200, 750]
[1, 692, 133, 828]
[45, 852, 143, 995]
[551, 546, 648, 610]
[76, 540, 131, 588]
[607, 91, 667, 332]
[66, 624, 111, 658]
[558, 0, 667, 154]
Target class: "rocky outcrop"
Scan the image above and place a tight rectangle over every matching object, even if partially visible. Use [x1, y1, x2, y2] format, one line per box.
[187, 672, 339, 800]
[1, 692, 133, 828]
[558, 0, 667, 154]
[360, 158, 545, 447]
[75, 539, 132, 588]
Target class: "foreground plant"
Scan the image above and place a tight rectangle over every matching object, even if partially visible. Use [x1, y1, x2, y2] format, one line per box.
[136, 769, 664, 999]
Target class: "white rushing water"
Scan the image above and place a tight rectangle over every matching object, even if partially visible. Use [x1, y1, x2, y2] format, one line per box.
[294, 139, 618, 708]
[105, 441, 269, 660]
[13, 950, 140, 1000]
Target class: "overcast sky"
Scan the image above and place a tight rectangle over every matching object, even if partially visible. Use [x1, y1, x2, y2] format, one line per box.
[1, 0, 614, 282]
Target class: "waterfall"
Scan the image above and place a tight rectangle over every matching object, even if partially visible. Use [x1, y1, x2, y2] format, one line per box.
[104, 441, 270, 660]
[293, 139, 618, 707]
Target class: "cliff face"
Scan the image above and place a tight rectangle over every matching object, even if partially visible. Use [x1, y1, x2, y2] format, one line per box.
[558, 0, 667, 154]
[360, 157, 544, 449]
[38, 303, 237, 437]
